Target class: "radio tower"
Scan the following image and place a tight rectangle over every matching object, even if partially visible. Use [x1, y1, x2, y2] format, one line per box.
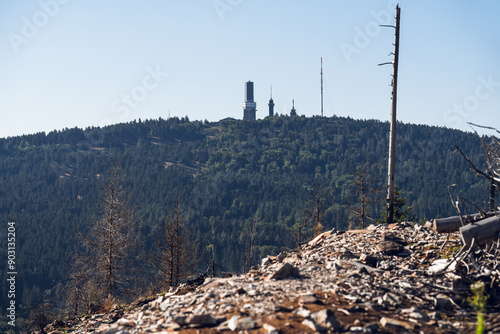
[321, 57, 324, 117]
[268, 85, 275, 117]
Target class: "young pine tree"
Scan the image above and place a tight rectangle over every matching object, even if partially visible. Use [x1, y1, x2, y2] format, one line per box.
[378, 185, 415, 224]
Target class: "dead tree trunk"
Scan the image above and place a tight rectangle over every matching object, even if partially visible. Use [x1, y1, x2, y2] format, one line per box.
[433, 212, 498, 233]
[489, 178, 496, 212]
[433, 215, 468, 233]
[460, 215, 500, 248]
[243, 216, 258, 272]
[210, 217, 216, 277]
[384, 5, 401, 225]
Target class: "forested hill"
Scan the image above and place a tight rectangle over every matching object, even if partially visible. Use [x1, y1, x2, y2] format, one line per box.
[0, 115, 490, 325]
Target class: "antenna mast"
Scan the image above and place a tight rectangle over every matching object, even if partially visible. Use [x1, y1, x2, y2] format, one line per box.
[268, 84, 275, 117]
[321, 57, 324, 117]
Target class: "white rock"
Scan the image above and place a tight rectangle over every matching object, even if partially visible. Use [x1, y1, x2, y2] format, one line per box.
[301, 318, 324, 332]
[311, 309, 342, 331]
[263, 323, 280, 334]
[227, 315, 240, 331]
[116, 318, 135, 327]
[294, 307, 311, 318]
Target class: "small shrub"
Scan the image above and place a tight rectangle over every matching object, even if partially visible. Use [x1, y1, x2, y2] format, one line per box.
[469, 281, 488, 334]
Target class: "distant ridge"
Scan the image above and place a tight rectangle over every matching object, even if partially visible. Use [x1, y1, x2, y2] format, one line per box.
[0, 115, 488, 331]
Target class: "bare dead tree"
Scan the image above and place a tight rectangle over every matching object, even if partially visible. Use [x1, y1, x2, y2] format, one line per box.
[209, 216, 217, 277]
[288, 179, 331, 246]
[483, 139, 500, 210]
[463, 123, 500, 187]
[65, 256, 90, 316]
[379, 5, 401, 225]
[288, 202, 314, 248]
[443, 124, 500, 245]
[27, 294, 53, 334]
[83, 161, 137, 302]
[241, 215, 258, 272]
[149, 196, 198, 290]
[310, 180, 330, 236]
[348, 162, 382, 229]
[455, 136, 500, 212]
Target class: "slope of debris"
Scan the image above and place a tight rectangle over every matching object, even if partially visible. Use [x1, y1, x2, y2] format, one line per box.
[46, 222, 500, 333]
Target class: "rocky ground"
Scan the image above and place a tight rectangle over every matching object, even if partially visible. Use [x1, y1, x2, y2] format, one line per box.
[45, 221, 500, 333]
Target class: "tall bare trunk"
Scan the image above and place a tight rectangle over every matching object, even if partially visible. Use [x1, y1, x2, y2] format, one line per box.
[386, 5, 401, 224]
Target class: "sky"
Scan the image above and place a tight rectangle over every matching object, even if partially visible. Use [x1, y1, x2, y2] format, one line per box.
[0, 0, 499, 138]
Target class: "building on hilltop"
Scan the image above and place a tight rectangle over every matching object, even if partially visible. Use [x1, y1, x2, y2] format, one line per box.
[243, 81, 256, 120]
[268, 85, 275, 117]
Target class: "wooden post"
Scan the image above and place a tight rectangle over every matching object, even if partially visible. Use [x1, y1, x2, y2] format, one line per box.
[489, 178, 496, 212]
[386, 5, 401, 224]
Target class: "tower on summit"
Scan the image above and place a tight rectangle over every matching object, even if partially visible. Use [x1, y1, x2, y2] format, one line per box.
[243, 81, 256, 120]
[290, 99, 297, 117]
[268, 85, 275, 117]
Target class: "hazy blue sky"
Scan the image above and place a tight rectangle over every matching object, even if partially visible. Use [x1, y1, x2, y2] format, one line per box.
[1, 0, 499, 138]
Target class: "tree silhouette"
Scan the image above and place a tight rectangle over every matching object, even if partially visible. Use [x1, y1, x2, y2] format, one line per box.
[348, 162, 382, 228]
[241, 214, 258, 272]
[310, 179, 330, 236]
[83, 161, 137, 301]
[65, 256, 89, 316]
[288, 202, 314, 248]
[149, 197, 198, 290]
[27, 293, 52, 334]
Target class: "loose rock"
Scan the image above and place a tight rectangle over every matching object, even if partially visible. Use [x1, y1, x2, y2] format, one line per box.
[45, 221, 500, 334]
[267, 263, 300, 280]
[311, 309, 342, 331]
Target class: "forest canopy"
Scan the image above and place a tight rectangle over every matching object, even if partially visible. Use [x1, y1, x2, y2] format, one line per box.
[0, 115, 492, 329]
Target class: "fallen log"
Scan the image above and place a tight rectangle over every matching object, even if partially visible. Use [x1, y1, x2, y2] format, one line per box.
[433, 212, 498, 233]
[459, 215, 500, 248]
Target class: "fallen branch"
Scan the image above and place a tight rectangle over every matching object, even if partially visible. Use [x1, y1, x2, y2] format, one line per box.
[455, 145, 500, 185]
